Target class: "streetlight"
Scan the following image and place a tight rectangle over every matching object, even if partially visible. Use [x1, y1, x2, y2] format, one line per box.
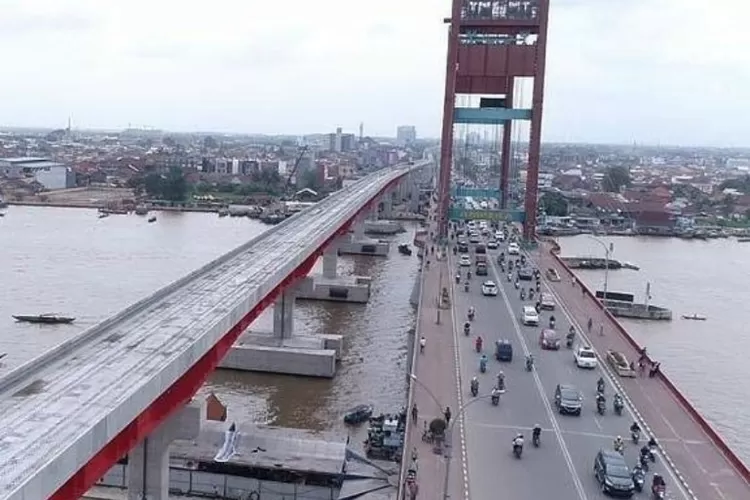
[588, 235, 614, 305]
[409, 374, 491, 500]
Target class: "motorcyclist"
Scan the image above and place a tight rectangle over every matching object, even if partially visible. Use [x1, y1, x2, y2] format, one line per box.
[419, 336, 426, 353]
[467, 270, 472, 280]
[464, 321, 471, 335]
[630, 421, 641, 434]
[468, 306, 475, 320]
[470, 377, 479, 395]
[596, 392, 606, 407]
[529, 288, 535, 300]
[568, 325, 575, 338]
[455, 273, 461, 283]
[640, 444, 650, 460]
[475, 335, 483, 352]
[648, 436, 657, 448]
[464, 281, 470, 292]
[651, 474, 666, 494]
[512, 434, 524, 452]
[613, 393, 624, 411]
[549, 315, 556, 328]
[525, 354, 534, 370]
[520, 288, 526, 300]
[496, 371, 505, 391]
[480, 354, 488, 371]
[507, 272, 512, 282]
[613, 435, 624, 453]
[597, 377, 605, 394]
[532, 424, 541, 444]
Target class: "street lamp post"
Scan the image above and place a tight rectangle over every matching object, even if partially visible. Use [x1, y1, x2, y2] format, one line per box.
[409, 374, 491, 500]
[588, 235, 614, 305]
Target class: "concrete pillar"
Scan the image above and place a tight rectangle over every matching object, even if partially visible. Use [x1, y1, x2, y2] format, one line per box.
[381, 192, 393, 218]
[272, 288, 295, 340]
[127, 402, 201, 500]
[322, 246, 338, 280]
[408, 176, 419, 212]
[352, 213, 367, 239]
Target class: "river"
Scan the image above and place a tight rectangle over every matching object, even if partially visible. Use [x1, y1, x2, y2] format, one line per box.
[0, 206, 419, 444]
[558, 234, 750, 463]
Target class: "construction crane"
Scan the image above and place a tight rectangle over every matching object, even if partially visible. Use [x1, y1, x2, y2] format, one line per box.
[283, 145, 309, 199]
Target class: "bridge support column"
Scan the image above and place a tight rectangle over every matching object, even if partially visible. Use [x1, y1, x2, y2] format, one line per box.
[127, 401, 201, 500]
[408, 175, 419, 213]
[272, 287, 295, 340]
[339, 212, 390, 257]
[322, 244, 338, 280]
[381, 192, 393, 219]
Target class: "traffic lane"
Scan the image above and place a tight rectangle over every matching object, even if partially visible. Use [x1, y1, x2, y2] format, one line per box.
[449, 257, 582, 500]
[489, 255, 692, 500]
[506, 251, 696, 500]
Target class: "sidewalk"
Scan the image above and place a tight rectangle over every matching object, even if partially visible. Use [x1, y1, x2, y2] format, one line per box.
[403, 245, 463, 499]
[531, 244, 750, 500]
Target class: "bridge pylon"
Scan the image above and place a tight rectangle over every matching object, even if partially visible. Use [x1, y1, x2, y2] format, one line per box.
[437, 0, 551, 240]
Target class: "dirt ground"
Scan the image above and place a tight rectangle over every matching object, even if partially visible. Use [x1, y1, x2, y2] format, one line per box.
[36, 187, 135, 207]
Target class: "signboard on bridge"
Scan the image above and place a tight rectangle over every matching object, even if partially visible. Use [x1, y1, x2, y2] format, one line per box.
[451, 187, 500, 198]
[449, 207, 525, 223]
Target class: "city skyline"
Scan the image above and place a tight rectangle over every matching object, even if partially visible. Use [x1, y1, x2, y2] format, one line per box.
[1, 0, 748, 147]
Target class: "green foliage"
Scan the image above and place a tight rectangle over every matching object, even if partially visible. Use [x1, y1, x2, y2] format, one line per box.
[718, 175, 750, 194]
[129, 167, 188, 202]
[539, 192, 569, 216]
[602, 166, 631, 193]
[194, 170, 285, 198]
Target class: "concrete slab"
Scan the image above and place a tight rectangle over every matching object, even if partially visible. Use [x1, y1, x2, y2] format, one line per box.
[364, 220, 404, 235]
[339, 238, 389, 257]
[296, 274, 371, 303]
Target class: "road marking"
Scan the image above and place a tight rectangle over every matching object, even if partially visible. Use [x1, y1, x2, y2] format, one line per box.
[447, 251, 470, 500]
[529, 249, 696, 500]
[488, 256, 589, 500]
[592, 415, 603, 432]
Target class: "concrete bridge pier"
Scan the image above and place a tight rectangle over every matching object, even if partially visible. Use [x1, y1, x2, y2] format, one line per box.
[407, 174, 420, 213]
[127, 401, 201, 500]
[362, 190, 404, 235]
[219, 283, 342, 378]
[296, 237, 372, 303]
[340, 212, 390, 256]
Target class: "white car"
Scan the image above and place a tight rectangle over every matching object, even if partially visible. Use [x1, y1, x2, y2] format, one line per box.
[481, 280, 498, 296]
[521, 305, 539, 326]
[459, 255, 472, 267]
[540, 292, 556, 310]
[469, 233, 481, 244]
[574, 346, 598, 369]
[495, 231, 505, 241]
[508, 242, 520, 255]
[487, 240, 499, 249]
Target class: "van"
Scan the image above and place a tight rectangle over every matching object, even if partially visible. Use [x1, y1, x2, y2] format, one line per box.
[495, 340, 513, 362]
[475, 254, 487, 265]
[476, 262, 488, 276]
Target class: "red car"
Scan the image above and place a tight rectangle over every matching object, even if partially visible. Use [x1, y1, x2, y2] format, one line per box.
[539, 329, 561, 350]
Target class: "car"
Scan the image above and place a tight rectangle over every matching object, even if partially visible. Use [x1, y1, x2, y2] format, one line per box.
[495, 339, 513, 362]
[487, 240, 499, 249]
[458, 241, 469, 253]
[521, 305, 539, 326]
[469, 234, 481, 244]
[540, 292, 556, 310]
[495, 231, 505, 241]
[517, 266, 534, 280]
[459, 255, 471, 267]
[508, 242, 520, 255]
[539, 329, 561, 350]
[554, 384, 583, 415]
[594, 449, 635, 497]
[476, 262, 488, 276]
[481, 280, 498, 296]
[475, 244, 486, 254]
[574, 346, 598, 369]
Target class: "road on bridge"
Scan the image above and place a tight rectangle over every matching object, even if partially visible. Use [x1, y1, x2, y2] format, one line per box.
[447, 232, 694, 500]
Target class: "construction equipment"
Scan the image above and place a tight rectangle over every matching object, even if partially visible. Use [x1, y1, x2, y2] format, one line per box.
[282, 145, 309, 199]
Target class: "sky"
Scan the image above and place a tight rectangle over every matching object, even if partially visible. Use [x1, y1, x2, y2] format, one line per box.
[1, 0, 749, 146]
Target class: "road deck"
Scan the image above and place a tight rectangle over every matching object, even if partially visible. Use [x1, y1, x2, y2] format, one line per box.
[531, 243, 750, 500]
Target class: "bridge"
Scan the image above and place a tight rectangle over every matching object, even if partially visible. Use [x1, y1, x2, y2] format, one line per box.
[0, 160, 431, 500]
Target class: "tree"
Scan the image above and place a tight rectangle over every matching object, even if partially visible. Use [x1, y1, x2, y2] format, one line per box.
[718, 175, 750, 194]
[602, 166, 631, 193]
[162, 167, 187, 202]
[539, 192, 569, 216]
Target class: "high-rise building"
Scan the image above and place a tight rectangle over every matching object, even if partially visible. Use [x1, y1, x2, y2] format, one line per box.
[397, 125, 417, 145]
[328, 127, 356, 152]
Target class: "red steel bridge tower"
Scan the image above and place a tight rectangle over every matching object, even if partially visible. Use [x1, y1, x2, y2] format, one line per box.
[437, 0, 550, 240]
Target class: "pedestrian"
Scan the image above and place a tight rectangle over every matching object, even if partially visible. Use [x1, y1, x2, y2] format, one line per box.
[599, 324, 604, 337]
[444, 406, 452, 425]
[587, 317, 593, 333]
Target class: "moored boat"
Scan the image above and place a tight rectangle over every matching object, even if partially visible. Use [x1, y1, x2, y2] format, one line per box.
[681, 314, 706, 321]
[343, 404, 374, 425]
[398, 243, 412, 256]
[12, 314, 75, 324]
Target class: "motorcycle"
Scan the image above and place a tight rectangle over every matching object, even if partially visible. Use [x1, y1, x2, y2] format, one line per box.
[535, 282, 540, 292]
[464, 323, 471, 336]
[639, 453, 650, 472]
[596, 398, 606, 415]
[614, 441, 624, 455]
[597, 379, 605, 395]
[475, 337, 483, 353]
[507, 273, 512, 282]
[614, 397, 624, 416]
[549, 317, 556, 329]
[632, 466, 645, 492]
[648, 445, 657, 463]
[470, 380, 479, 397]
[652, 484, 666, 500]
[532, 431, 540, 447]
[512, 443, 523, 459]
[491, 392, 500, 406]
[514, 280, 520, 290]
[464, 282, 470, 293]
[631, 428, 641, 444]
[520, 289, 526, 300]
[529, 289, 535, 300]
[468, 310, 475, 321]
[467, 271, 472, 280]
[565, 335, 574, 349]
[525, 355, 534, 372]
[455, 275, 461, 284]
[479, 357, 487, 373]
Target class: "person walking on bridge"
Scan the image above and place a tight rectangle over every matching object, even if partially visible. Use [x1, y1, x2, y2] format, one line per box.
[444, 407, 452, 425]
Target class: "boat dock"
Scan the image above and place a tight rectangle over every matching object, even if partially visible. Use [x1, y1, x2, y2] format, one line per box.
[561, 256, 640, 270]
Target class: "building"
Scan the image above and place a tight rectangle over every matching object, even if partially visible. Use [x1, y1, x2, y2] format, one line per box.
[328, 128, 355, 152]
[397, 125, 417, 145]
[0, 157, 74, 190]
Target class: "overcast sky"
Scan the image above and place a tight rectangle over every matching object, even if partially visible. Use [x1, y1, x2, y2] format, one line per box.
[1, 0, 748, 146]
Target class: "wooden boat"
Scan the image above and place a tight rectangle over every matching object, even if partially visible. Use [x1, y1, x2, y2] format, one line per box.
[681, 314, 706, 321]
[148, 216, 157, 223]
[398, 243, 413, 256]
[343, 404, 374, 425]
[12, 314, 75, 324]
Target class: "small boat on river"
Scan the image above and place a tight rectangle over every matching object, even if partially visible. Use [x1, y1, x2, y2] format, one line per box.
[343, 404, 374, 425]
[12, 314, 75, 324]
[398, 244, 413, 256]
[681, 314, 706, 321]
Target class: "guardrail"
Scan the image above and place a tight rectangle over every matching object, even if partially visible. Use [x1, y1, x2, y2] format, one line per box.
[548, 248, 750, 484]
[397, 233, 429, 499]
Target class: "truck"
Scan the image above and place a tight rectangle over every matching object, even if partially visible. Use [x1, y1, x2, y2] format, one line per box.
[475, 254, 488, 265]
